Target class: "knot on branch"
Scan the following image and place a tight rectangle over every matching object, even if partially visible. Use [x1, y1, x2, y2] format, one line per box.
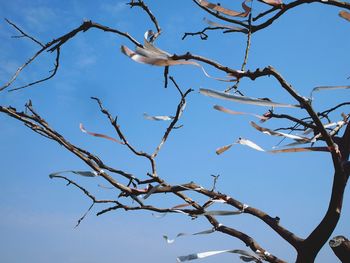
[82, 20, 93, 30]
[329, 235, 350, 262]
[274, 216, 280, 224]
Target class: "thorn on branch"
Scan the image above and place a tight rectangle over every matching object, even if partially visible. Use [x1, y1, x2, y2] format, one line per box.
[173, 125, 184, 129]
[9, 48, 61, 92]
[96, 205, 120, 216]
[274, 216, 280, 224]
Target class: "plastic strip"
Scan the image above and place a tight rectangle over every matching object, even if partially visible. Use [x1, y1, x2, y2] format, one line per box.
[237, 138, 265, 151]
[339, 11, 350, 22]
[163, 228, 215, 244]
[203, 18, 247, 32]
[171, 203, 193, 209]
[203, 198, 228, 208]
[143, 30, 171, 57]
[79, 123, 123, 144]
[270, 147, 329, 154]
[198, 0, 251, 17]
[200, 88, 300, 108]
[261, 0, 283, 6]
[216, 137, 331, 155]
[143, 113, 173, 121]
[200, 210, 243, 216]
[216, 144, 233, 155]
[216, 138, 263, 155]
[311, 85, 350, 98]
[121, 45, 234, 82]
[303, 122, 338, 135]
[49, 170, 99, 178]
[142, 184, 161, 200]
[200, 204, 248, 216]
[177, 249, 262, 262]
[214, 105, 267, 121]
[250, 121, 311, 141]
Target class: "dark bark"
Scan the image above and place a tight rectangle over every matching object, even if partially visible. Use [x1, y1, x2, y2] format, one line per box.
[295, 124, 350, 262]
[329, 236, 350, 263]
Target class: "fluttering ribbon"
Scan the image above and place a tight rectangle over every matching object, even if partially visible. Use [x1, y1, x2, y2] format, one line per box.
[260, 0, 283, 7]
[216, 137, 331, 155]
[200, 88, 300, 108]
[177, 249, 262, 262]
[49, 170, 101, 178]
[214, 105, 268, 121]
[163, 228, 215, 244]
[79, 123, 123, 144]
[143, 113, 173, 121]
[197, 0, 251, 17]
[121, 31, 238, 82]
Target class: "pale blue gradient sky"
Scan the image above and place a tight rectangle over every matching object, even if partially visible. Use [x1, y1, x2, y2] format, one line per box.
[0, 1, 349, 262]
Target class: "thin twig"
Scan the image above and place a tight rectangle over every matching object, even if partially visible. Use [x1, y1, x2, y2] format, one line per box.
[1, 20, 142, 92]
[225, 4, 253, 93]
[128, 0, 161, 38]
[9, 48, 61, 92]
[152, 88, 192, 158]
[5, 18, 44, 47]
[163, 66, 169, 88]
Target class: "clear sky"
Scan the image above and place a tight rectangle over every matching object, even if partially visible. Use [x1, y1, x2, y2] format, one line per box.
[0, 0, 349, 262]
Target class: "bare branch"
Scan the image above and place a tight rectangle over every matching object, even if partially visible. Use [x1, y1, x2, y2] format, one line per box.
[0, 47, 46, 92]
[268, 112, 318, 130]
[1, 20, 142, 92]
[9, 48, 60, 92]
[49, 174, 120, 227]
[128, 0, 161, 38]
[252, 0, 350, 33]
[182, 26, 223, 40]
[171, 190, 286, 263]
[152, 87, 192, 158]
[5, 18, 44, 47]
[225, 10, 253, 93]
[320, 102, 350, 117]
[0, 104, 139, 196]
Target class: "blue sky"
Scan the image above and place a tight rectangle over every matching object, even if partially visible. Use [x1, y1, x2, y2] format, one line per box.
[0, 0, 349, 262]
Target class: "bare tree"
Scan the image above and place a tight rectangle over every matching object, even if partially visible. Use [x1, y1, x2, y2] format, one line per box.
[1, 1, 350, 262]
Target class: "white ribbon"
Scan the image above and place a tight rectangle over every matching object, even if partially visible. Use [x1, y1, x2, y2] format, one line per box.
[177, 249, 262, 262]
